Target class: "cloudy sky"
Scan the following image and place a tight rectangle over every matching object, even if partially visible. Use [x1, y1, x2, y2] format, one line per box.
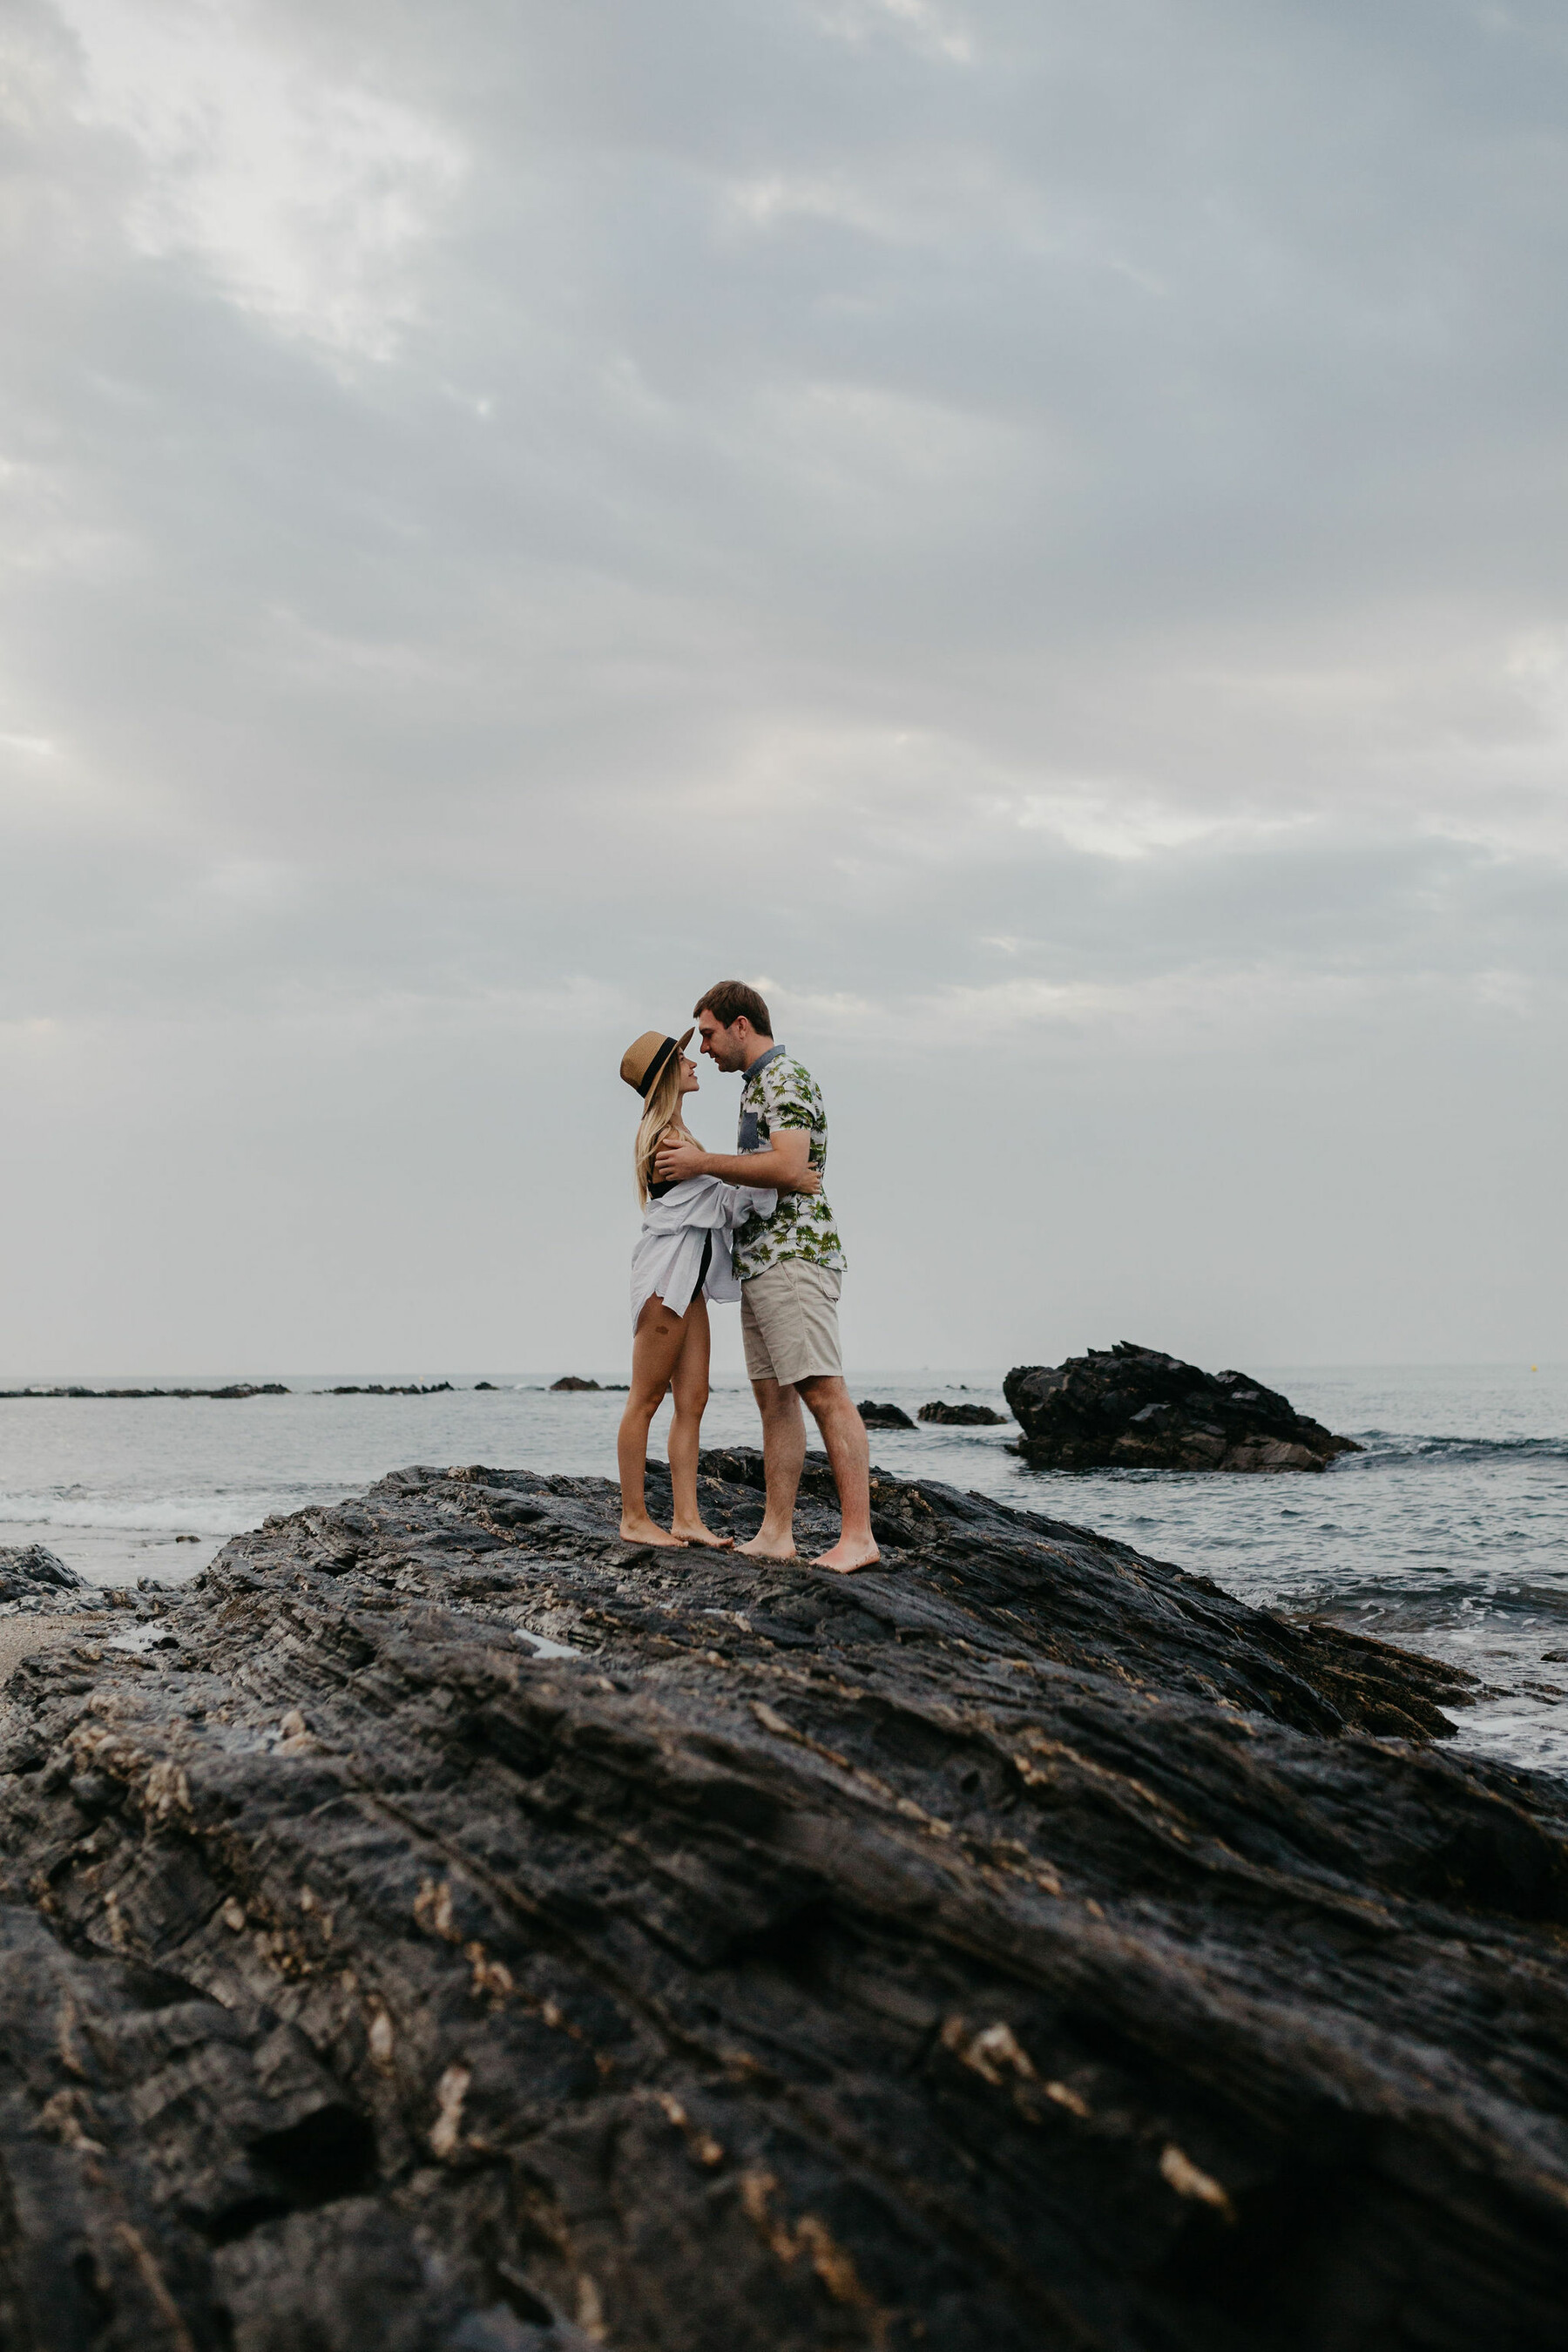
[2, 0, 1565, 1380]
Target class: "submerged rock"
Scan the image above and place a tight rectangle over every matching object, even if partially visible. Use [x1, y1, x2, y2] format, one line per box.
[1005, 1342, 1362, 1471]
[918, 1400, 1006, 1425]
[857, 1399, 916, 1429]
[0, 1455, 1561, 2350]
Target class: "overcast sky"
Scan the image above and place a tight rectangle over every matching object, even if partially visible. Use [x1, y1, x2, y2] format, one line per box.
[2, 0, 1565, 1380]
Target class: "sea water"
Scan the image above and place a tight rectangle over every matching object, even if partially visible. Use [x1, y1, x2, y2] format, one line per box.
[2, 1366, 1564, 1774]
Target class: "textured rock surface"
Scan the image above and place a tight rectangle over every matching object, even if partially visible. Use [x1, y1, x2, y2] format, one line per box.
[0, 1545, 88, 1605]
[1005, 1343, 1362, 1472]
[855, 1402, 915, 1429]
[0, 1454, 1564, 2351]
[916, 1402, 1006, 1427]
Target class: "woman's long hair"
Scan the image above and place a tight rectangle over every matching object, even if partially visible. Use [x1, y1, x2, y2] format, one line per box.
[633, 1055, 691, 1207]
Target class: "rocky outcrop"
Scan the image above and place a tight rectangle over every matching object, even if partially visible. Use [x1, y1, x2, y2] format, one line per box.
[856, 1400, 915, 1429]
[0, 1545, 88, 1605]
[917, 1402, 1006, 1426]
[327, 1383, 454, 1398]
[0, 1454, 1564, 2348]
[0, 1550, 185, 1628]
[0, 1384, 290, 1401]
[551, 1376, 602, 1392]
[1004, 1342, 1362, 1471]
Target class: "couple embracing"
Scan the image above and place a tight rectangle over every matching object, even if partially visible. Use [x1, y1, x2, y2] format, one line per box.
[616, 980, 878, 1573]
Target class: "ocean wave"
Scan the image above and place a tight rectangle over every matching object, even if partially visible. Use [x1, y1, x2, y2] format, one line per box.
[0, 1483, 334, 1536]
[1340, 1434, 1568, 1467]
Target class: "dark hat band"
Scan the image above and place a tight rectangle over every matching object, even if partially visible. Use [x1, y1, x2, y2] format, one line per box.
[636, 1035, 679, 1098]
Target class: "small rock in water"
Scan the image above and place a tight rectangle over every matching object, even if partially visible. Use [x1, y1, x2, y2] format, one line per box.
[856, 1399, 916, 1429]
[550, 1375, 601, 1392]
[1004, 1341, 1362, 1471]
[918, 1400, 1007, 1425]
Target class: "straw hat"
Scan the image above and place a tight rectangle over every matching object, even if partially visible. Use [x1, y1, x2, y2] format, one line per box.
[619, 1027, 693, 1098]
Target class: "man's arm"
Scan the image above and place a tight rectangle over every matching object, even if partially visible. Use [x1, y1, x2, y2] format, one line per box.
[654, 1131, 813, 1189]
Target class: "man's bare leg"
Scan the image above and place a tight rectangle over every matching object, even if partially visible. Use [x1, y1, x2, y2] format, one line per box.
[797, 1374, 879, 1571]
[736, 1376, 805, 1560]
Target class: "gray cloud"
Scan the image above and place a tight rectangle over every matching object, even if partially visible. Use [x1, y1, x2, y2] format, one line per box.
[1, 0, 1564, 1374]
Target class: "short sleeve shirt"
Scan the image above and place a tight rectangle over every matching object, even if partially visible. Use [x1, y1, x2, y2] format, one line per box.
[732, 1048, 846, 1281]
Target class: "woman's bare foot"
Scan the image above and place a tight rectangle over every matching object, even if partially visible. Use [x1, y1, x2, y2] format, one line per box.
[618, 1517, 688, 1548]
[670, 1521, 735, 1550]
[811, 1538, 882, 1573]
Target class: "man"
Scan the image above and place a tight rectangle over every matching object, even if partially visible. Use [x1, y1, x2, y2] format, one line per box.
[653, 980, 878, 1572]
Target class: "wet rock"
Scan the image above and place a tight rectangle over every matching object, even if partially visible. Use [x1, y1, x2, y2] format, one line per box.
[325, 1383, 454, 1398]
[1004, 1342, 1362, 1471]
[0, 1383, 289, 1400]
[0, 1544, 87, 1604]
[549, 1376, 601, 1392]
[857, 1400, 916, 1429]
[0, 1456, 1561, 2350]
[918, 1401, 1006, 1425]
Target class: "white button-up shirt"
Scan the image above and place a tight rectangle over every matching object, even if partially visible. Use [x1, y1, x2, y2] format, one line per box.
[630, 1174, 777, 1331]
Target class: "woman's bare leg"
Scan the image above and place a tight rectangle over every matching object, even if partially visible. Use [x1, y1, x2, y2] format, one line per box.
[618, 1297, 691, 1544]
[667, 1297, 733, 1548]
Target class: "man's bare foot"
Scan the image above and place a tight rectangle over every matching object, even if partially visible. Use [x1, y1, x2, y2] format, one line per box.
[736, 1532, 797, 1562]
[618, 1517, 688, 1548]
[810, 1538, 882, 1573]
[670, 1522, 735, 1550]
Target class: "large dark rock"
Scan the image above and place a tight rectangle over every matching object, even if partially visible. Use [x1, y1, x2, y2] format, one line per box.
[856, 1400, 915, 1429]
[918, 1401, 1006, 1426]
[0, 1544, 89, 1605]
[0, 1454, 1562, 2350]
[1004, 1342, 1362, 1471]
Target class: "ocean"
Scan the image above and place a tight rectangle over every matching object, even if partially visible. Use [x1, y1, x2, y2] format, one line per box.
[3, 1364, 1565, 1774]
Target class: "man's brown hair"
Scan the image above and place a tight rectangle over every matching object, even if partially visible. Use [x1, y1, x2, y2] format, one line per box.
[693, 979, 773, 1035]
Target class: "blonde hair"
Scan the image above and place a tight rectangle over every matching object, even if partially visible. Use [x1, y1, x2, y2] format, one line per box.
[633, 1055, 693, 1207]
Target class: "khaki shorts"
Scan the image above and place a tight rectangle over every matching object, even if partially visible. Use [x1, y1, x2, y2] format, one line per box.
[740, 1260, 843, 1389]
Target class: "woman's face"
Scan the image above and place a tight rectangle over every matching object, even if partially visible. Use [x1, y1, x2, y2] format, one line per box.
[678, 1053, 699, 1094]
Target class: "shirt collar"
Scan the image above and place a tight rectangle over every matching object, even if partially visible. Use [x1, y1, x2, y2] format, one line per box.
[742, 1043, 785, 1085]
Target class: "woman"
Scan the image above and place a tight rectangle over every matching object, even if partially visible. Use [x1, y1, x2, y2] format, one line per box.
[616, 1028, 814, 1548]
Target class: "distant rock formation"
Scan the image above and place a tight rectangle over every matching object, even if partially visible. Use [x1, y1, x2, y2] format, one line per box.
[0, 1383, 289, 1400]
[325, 1383, 455, 1397]
[857, 1399, 916, 1429]
[551, 1375, 602, 1392]
[1004, 1342, 1362, 1471]
[918, 1401, 1006, 1426]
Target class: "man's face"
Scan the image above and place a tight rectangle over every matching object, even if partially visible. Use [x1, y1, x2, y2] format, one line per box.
[696, 1010, 750, 1072]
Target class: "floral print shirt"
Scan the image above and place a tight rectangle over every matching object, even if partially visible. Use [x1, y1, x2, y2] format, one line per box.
[731, 1047, 846, 1281]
